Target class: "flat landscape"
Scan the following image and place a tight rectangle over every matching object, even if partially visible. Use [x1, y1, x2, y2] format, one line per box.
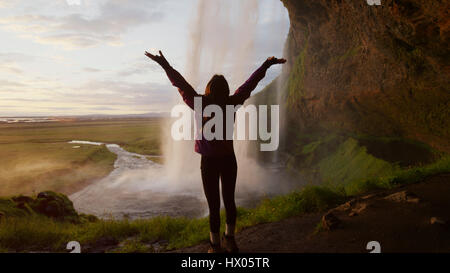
[0, 118, 163, 196]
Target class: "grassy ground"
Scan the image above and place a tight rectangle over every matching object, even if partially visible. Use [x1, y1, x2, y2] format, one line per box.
[0, 118, 162, 196]
[285, 131, 441, 192]
[0, 117, 448, 252]
[0, 155, 448, 252]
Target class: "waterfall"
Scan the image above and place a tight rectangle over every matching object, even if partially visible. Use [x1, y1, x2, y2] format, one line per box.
[161, 0, 294, 198]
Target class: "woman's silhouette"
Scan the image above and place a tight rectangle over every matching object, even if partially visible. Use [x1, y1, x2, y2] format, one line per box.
[145, 50, 286, 253]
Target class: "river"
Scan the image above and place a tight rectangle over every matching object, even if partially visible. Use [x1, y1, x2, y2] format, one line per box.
[68, 141, 285, 220]
[69, 141, 207, 219]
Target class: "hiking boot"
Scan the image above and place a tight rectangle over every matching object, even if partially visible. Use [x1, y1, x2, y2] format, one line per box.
[207, 242, 223, 253]
[222, 233, 239, 253]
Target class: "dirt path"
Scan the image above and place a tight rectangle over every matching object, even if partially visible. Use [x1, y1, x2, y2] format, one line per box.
[174, 174, 450, 253]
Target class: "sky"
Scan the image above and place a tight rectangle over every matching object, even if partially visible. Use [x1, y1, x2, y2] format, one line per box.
[0, 0, 289, 117]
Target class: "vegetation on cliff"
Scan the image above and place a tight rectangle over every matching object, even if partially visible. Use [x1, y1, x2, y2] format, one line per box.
[279, 0, 449, 151]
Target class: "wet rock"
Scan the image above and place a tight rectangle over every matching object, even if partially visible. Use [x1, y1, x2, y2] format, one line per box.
[282, 0, 449, 150]
[333, 203, 351, 213]
[384, 191, 420, 203]
[332, 198, 370, 217]
[361, 194, 377, 200]
[348, 202, 368, 217]
[430, 217, 446, 225]
[333, 199, 356, 213]
[322, 212, 341, 231]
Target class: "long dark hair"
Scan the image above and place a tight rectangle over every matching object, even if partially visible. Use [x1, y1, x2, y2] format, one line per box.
[205, 74, 230, 105]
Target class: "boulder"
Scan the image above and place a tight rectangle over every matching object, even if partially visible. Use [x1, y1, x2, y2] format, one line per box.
[322, 212, 341, 231]
[348, 202, 368, 217]
[384, 191, 420, 203]
[430, 217, 446, 225]
[31, 191, 78, 221]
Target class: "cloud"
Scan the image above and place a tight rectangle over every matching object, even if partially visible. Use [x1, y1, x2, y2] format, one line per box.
[0, 74, 177, 116]
[74, 79, 175, 106]
[0, 79, 27, 88]
[0, 0, 19, 8]
[0, 0, 165, 49]
[0, 52, 40, 74]
[117, 58, 158, 77]
[0, 52, 37, 63]
[33, 33, 122, 49]
[83, 67, 102, 73]
[0, 65, 23, 75]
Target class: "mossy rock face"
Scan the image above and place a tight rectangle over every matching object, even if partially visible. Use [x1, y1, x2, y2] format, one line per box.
[1, 192, 99, 224]
[30, 191, 78, 221]
[280, 0, 450, 152]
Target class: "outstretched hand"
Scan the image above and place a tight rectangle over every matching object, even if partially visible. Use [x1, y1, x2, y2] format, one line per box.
[145, 50, 170, 68]
[266, 56, 286, 66]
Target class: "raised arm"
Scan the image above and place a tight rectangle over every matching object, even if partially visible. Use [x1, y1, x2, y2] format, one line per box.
[145, 50, 198, 109]
[230, 56, 286, 105]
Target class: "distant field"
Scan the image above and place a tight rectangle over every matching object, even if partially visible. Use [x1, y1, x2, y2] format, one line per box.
[0, 118, 163, 196]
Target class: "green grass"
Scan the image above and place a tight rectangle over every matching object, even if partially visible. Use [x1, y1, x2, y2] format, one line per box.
[0, 153, 449, 252]
[286, 131, 441, 190]
[0, 142, 117, 196]
[110, 238, 154, 253]
[0, 118, 162, 155]
[342, 155, 450, 195]
[287, 36, 308, 108]
[0, 118, 162, 196]
[0, 198, 29, 217]
[318, 138, 399, 188]
[0, 186, 343, 252]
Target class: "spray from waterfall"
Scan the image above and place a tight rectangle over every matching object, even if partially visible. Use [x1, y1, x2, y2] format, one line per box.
[162, 0, 295, 197]
[70, 0, 293, 219]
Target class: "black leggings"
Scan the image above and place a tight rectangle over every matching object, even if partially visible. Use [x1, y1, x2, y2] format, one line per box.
[201, 154, 237, 233]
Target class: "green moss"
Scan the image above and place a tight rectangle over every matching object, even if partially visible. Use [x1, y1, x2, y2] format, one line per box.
[30, 191, 79, 222]
[302, 140, 322, 155]
[287, 36, 309, 108]
[318, 138, 399, 189]
[344, 155, 450, 195]
[286, 133, 342, 177]
[328, 46, 360, 65]
[0, 198, 29, 217]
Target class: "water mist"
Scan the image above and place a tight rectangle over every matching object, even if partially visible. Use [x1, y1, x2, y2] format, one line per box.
[163, 0, 293, 204]
[70, 0, 292, 219]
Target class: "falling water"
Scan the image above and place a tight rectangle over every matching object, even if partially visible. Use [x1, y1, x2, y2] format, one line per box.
[163, 0, 293, 196]
[71, 0, 293, 219]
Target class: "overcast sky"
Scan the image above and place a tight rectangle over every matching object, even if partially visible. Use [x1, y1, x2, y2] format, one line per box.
[0, 0, 289, 116]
